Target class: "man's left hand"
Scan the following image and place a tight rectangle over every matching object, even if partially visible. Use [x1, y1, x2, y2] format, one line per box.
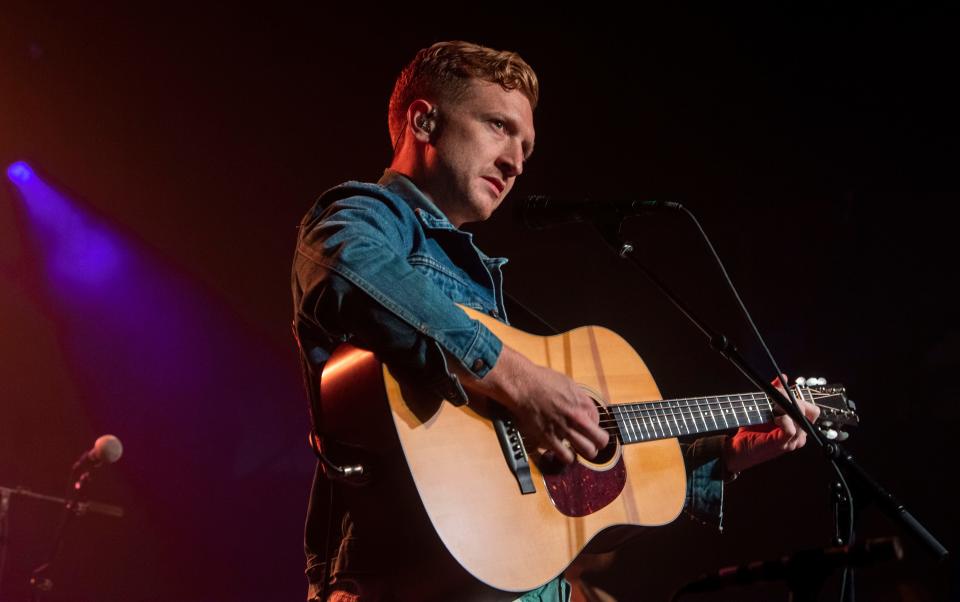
[722, 375, 821, 475]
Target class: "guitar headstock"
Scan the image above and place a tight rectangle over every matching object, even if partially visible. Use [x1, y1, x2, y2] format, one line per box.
[791, 378, 859, 441]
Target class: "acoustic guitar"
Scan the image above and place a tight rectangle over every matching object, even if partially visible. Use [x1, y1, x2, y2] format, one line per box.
[317, 306, 857, 600]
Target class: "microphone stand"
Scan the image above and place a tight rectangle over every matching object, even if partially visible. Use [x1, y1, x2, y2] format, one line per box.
[28, 466, 124, 602]
[30, 471, 89, 602]
[0, 484, 123, 600]
[29, 469, 88, 602]
[591, 216, 948, 592]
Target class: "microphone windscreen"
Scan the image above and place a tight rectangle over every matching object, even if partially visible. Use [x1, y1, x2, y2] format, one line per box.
[92, 434, 124, 464]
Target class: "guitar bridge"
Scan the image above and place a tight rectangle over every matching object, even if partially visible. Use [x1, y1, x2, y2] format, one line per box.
[492, 409, 536, 495]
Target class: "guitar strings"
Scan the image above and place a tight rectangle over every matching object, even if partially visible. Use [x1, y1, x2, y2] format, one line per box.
[598, 408, 774, 429]
[596, 410, 775, 435]
[598, 401, 778, 440]
[517, 404, 777, 447]
[588, 386, 821, 423]
[598, 395, 775, 427]
[594, 391, 829, 439]
[596, 387, 824, 431]
[514, 404, 778, 444]
[513, 390, 824, 445]
[601, 398, 774, 422]
[516, 402, 778, 447]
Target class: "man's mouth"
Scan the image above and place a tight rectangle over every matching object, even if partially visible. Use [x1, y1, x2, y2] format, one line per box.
[482, 176, 505, 195]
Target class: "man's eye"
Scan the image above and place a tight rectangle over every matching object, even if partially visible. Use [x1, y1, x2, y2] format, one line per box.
[491, 120, 505, 130]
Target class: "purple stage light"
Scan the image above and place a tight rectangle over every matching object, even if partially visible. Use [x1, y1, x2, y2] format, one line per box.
[7, 161, 123, 285]
[7, 161, 34, 183]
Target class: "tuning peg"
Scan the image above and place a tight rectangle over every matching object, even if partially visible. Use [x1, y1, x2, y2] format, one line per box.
[795, 376, 806, 386]
[823, 428, 838, 440]
[837, 431, 849, 441]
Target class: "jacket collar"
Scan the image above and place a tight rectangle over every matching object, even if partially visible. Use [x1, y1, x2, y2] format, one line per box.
[378, 169, 456, 230]
[377, 169, 507, 268]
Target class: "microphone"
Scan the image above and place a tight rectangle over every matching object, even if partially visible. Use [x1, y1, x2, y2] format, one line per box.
[71, 435, 124, 476]
[517, 195, 683, 229]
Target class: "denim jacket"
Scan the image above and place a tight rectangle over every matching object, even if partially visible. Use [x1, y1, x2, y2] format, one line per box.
[293, 170, 505, 407]
[292, 170, 724, 600]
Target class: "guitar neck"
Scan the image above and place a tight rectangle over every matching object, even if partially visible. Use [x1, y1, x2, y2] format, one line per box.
[610, 392, 775, 443]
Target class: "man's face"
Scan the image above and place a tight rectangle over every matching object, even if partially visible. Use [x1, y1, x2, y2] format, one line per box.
[420, 79, 535, 226]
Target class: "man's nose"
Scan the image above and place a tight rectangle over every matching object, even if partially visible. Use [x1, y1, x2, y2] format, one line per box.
[496, 142, 524, 178]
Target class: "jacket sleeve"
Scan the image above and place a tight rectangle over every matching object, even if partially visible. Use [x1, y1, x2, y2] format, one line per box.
[293, 193, 502, 404]
[681, 435, 728, 529]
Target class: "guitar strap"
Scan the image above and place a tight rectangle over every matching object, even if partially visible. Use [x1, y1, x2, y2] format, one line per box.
[292, 319, 343, 602]
[291, 319, 326, 457]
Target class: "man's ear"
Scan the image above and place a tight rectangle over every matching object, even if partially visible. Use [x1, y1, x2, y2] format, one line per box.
[408, 99, 437, 142]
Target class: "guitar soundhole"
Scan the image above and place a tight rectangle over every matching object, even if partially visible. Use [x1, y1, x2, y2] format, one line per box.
[588, 402, 617, 465]
[537, 402, 618, 474]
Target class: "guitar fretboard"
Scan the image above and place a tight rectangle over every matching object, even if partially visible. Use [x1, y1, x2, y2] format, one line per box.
[610, 392, 776, 443]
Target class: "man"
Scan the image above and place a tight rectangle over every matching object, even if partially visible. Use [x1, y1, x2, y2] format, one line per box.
[292, 40, 819, 602]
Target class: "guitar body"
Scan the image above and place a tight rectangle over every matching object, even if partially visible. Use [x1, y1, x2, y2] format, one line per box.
[319, 307, 687, 599]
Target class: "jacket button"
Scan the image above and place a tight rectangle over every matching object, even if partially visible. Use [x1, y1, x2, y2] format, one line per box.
[489, 309, 499, 318]
[472, 358, 485, 372]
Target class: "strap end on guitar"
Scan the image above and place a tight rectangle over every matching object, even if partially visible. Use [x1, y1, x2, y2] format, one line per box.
[309, 432, 367, 482]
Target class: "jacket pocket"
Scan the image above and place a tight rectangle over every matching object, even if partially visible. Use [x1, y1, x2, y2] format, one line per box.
[407, 254, 488, 311]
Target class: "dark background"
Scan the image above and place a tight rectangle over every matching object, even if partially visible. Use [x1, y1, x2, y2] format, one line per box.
[1, 3, 956, 601]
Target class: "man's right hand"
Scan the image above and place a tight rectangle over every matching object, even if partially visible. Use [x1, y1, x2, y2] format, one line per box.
[455, 345, 610, 464]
